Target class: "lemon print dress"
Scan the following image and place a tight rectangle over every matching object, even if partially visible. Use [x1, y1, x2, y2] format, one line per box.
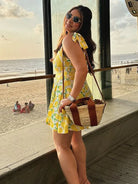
[46, 32, 93, 134]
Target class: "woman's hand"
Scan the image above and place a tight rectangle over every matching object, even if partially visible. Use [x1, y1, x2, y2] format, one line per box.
[59, 98, 72, 112]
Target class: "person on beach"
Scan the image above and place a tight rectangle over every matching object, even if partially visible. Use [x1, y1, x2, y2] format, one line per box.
[13, 101, 21, 112]
[21, 102, 30, 113]
[46, 5, 96, 184]
[29, 101, 35, 111]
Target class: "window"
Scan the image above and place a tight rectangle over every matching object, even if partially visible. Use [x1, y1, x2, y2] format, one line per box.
[110, 0, 138, 66]
[0, 0, 45, 79]
[110, 0, 138, 97]
[51, 0, 100, 99]
[0, 0, 45, 133]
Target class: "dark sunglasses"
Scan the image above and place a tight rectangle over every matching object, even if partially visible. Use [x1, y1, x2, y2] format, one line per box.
[66, 13, 81, 23]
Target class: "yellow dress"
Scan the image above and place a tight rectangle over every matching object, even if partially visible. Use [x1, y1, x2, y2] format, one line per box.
[46, 32, 93, 134]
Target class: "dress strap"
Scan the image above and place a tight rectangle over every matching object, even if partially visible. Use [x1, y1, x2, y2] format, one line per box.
[72, 32, 88, 50]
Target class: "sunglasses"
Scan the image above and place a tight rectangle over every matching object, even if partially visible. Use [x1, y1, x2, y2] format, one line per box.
[66, 13, 81, 23]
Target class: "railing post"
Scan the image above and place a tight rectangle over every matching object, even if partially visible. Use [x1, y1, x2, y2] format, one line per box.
[42, 0, 53, 109]
[98, 0, 112, 99]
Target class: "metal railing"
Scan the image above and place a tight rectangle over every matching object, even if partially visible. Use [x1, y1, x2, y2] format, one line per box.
[0, 74, 55, 84]
[0, 64, 137, 85]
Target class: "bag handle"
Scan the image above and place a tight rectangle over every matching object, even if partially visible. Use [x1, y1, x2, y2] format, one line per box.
[84, 50, 105, 103]
[60, 48, 65, 99]
[72, 97, 90, 105]
[61, 47, 105, 103]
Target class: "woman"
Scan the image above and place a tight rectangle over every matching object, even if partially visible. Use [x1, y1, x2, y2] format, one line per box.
[46, 5, 96, 184]
[21, 102, 30, 113]
[13, 101, 21, 112]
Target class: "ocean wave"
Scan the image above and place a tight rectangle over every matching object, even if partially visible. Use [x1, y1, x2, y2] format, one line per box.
[0, 70, 45, 80]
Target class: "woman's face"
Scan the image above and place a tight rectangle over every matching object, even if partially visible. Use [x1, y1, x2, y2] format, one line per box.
[65, 9, 81, 33]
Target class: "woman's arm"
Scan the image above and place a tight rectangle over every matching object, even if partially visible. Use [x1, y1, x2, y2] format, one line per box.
[59, 33, 88, 112]
[63, 33, 88, 98]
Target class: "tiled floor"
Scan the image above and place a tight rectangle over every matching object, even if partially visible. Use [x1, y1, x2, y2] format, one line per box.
[87, 134, 138, 184]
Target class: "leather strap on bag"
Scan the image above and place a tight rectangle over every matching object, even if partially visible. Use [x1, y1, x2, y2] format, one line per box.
[60, 48, 65, 99]
[84, 50, 105, 103]
[70, 103, 81, 126]
[87, 98, 97, 126]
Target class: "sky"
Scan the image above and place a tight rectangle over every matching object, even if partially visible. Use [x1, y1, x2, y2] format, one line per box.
[0, 0, 138, 60]
[110, 0, 138, 55]
[0, 0, 44, 60]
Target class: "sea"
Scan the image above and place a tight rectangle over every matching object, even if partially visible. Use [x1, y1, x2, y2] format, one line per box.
[111, 52, 138, 66]
[0, 52, 138, 79]
[0, 58, 45, 79]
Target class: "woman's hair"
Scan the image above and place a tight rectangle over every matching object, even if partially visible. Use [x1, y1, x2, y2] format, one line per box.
[55, 5, 96, 71]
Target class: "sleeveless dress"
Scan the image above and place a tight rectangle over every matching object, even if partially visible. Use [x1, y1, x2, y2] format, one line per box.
[46, 32, 93, 134]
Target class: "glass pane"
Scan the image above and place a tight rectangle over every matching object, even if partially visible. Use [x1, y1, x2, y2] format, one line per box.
[112, 66, 138, 98]
[51, 1, 100, 95]
[51, 1, 98, 52]
[0, 0, 45, 79]
[110, 0, 138, 67]
[0, 80, 47, 134]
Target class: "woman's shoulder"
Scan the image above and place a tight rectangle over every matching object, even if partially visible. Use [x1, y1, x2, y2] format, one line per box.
[63, 32, 88, 50]
[62, 33, 73, 45]
[62, 33, 75, 51]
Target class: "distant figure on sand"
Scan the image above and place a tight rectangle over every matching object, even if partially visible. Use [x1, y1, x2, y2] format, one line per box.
[29, 101, 35, 111]
[21, 102, 30, 113]
[13, 101, 21, 112]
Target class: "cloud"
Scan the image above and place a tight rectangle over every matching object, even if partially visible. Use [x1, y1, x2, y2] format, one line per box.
[110, 0, 127, 20]
[0, 0, 34, 18]
[110, 0, 138, 54]
[34, 24, 43, 34]
[111, 16, 136, 32]
[110, 0, 136, 31]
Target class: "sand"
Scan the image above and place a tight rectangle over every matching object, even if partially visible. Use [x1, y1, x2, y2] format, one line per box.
[112, 67, 138, 97]
[0, 80, 47, 134]
[0, 66, 138, 134]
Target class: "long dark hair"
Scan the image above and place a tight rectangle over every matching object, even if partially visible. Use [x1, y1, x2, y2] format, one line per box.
[55, 5, 96, 71]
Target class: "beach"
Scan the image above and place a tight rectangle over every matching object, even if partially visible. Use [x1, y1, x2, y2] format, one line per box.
[112, 66, 138, 97]
[0, 79, 47, 134]
[0, 66, 138, 135]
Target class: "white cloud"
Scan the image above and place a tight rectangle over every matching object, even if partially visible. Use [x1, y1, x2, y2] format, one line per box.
[34, 24, 43, 34]
[110, 0, 136, 31]
[110, 0, 127, 20]
[0, 0, 34, 18]
[110, 0, 138, 54]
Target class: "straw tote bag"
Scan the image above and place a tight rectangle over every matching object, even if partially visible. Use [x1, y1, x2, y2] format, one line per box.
[61, 49, 106, 127]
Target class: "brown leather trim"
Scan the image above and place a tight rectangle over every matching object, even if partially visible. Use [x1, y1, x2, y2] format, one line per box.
[73, 97, 90, 105]
[70, 103, 81, 126]
[87, 98, 97, 126]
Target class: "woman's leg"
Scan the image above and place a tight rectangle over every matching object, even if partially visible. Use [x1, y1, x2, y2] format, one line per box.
[71, 131, 91, 184]
[53, 130, 80, 184]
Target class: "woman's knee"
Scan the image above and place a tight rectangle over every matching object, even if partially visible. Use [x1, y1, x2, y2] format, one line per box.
[53, 130, 73, 153]
[71, 131, 83, 147]
[55, 144, 72, 159]
[54, 140, 70, 151]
